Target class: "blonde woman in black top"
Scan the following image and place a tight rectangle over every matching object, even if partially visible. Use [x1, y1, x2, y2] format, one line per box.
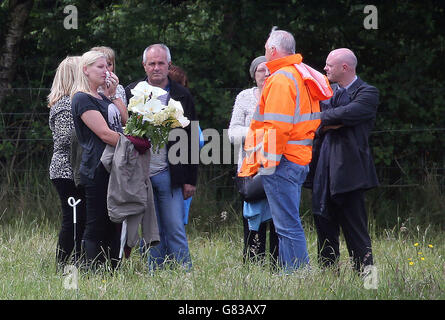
[71, 50, 128, 270]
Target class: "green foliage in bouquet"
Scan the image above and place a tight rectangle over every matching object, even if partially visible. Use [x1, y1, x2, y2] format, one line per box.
[124, 113, 171, 153]
[123, 114, 150, 139]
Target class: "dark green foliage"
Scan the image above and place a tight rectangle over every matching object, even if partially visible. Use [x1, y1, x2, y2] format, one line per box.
[1, 0, 444, 227]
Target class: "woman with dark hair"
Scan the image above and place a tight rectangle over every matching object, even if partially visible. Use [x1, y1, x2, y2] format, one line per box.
[168, 65, 188, 88]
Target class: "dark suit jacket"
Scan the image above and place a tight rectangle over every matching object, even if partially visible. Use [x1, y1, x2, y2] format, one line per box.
[125, 76, 198, 188]
[305, 76, 379, 215]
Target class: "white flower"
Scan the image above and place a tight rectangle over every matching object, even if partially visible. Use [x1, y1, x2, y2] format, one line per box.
[152, 110, 170, 126]
[145, 99, 164, 114]
[167, 98, 189, 127]
[130, 81, 151, 97]
[177, 115, 190, 128]
[131, 102, 148, 116]
[150, 85, 168, 99]
[168, 98, 184, 113]
[142, 114, 154, 123]
[128, 95, 145, 113]
[130, 81, 167, 101]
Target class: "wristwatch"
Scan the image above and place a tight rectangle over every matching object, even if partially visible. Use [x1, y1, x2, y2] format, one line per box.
[109, 95, 117, 101]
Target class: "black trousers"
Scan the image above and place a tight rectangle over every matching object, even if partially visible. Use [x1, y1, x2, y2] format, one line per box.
[82, 164, 121, 269]
[242, 216, 279, 268]
[51, 178, 86, 266]
[313, 189, 373, 272]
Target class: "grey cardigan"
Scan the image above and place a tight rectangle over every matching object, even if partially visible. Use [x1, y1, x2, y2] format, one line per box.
[227, 87, 258, 171]
[101, 134, 160, 248]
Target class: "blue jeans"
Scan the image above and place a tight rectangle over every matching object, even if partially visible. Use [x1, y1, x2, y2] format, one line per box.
[262, 156, 310, 272]
[147, 169, 192, 270]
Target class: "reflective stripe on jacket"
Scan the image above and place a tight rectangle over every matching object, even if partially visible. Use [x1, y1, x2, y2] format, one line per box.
[239, 54, 333, 177]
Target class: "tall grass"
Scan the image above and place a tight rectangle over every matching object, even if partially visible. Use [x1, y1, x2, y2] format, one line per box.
[366, 169, 445, 231]
[0, 163, 59, 225]
[0, 165, 443, 300]
[0, 210, 443, 300]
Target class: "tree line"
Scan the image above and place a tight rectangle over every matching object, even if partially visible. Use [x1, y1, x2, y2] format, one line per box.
[1, 0, 444, 182]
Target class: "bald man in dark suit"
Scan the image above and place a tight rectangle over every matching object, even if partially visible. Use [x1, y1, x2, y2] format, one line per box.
[305, 48, 379, 273]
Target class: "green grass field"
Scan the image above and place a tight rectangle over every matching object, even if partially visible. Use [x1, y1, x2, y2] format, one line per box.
[0, 211, 443, 300]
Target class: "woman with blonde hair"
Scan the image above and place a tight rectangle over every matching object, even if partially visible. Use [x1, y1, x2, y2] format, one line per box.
[71, 50, 128, 270]
[90, 46, 127, 106]
[48, 56, 86, 269]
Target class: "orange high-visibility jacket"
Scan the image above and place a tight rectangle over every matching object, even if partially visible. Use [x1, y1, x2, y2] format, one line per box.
[239, 54, 333, 177]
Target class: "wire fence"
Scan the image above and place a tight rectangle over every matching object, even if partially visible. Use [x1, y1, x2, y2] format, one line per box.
[1, 87, 444, 199]
[2, 119, 444, 193]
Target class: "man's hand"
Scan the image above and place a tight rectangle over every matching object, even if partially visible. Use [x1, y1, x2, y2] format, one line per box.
[182, 184, 196, 200]
[321, 124, 344, 133]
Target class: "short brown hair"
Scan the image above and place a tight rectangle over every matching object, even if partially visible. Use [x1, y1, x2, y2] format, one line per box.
[168, 65, 188, 87]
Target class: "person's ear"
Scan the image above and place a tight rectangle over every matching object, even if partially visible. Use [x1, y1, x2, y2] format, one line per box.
[272, 46, 277, 56]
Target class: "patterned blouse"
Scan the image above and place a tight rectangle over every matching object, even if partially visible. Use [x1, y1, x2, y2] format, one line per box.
[97, 84, 127, 106]
[49, 95, 75, 180]
[49, 86, 127, 180]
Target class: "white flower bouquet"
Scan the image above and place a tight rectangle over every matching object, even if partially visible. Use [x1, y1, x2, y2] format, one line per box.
[124, 81, 190, 152]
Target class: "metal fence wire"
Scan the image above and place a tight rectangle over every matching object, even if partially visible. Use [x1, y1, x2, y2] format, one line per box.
[1, 88, 444, 197]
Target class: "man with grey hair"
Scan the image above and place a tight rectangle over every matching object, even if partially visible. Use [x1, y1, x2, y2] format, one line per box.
[305, 48, 379, 273]
[265, 26, 296, 57]
[142, 44, 171, 65]
[125, 44, 198, 270]
[239, 28, 332, 272]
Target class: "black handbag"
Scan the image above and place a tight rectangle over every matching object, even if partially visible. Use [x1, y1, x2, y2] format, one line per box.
[234, 173, 266, 202]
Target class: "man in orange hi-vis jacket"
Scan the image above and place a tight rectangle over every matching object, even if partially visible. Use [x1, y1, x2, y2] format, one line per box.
[239, 27, 333, 272]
